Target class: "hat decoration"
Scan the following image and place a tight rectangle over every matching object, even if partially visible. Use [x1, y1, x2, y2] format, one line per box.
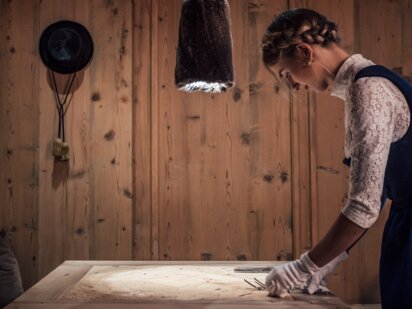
[39, 20, 94, 160]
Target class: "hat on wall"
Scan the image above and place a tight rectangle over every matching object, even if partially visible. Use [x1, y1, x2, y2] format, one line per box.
[39, 20, 94, 74]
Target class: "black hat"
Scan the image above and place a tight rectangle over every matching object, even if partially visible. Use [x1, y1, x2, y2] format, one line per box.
[39, 20, 94, 74]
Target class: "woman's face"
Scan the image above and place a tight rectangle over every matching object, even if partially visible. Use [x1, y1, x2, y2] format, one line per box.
[270, 44, 330, 93]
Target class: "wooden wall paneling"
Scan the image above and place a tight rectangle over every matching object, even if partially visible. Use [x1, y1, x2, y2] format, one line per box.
[287, 0, 312, 258]
[187, 0, 253, 261]
[169, 0, 255, 262]
[154, 0, 295, 261]
[154, 0, 224, 261]
[0, 0, 40, 289]
[156, 0, 189, 260]
[223, 0, 252, 261]
[180, 61, 218, 258]
[290, 85, 312, 257]
[248, 0, 293, 260]
[357, 0, 402, 69]
[154, 0, 229, 261]
[153, 0, 170, 260]
[64, 0, 91, 263]
[196, 89, 231, 260]
[37, 0, 76, 281]
[88, 0, 133, 260]
[133, 0, 152, 260]
[150, 0, 159, 260]
[179, 91, 206, 261]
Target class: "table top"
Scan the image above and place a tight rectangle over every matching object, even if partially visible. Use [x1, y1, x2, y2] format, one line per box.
[7, 260, 350, 309]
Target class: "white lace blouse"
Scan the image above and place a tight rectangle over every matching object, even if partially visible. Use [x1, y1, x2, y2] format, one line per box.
[330, 54, 411, 228]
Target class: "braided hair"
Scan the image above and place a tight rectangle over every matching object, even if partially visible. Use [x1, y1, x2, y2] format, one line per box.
[262, 8, 341, 66]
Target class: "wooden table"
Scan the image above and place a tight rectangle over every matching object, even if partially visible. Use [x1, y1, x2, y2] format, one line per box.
[7, 261, 350, 308]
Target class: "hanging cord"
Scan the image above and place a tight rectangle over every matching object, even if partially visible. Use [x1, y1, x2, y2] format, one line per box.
[50, 71, 76, 142]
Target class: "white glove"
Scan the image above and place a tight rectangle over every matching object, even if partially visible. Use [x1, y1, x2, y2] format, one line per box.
[303, 250, 349, 294]
[265, 251, 320, 298]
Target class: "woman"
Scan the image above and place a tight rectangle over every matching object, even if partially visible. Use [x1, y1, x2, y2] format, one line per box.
[261, 8, 412, 308]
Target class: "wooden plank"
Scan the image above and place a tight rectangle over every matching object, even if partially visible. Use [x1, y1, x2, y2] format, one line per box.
[291, 91, 312, 257]
[287, 0, 312, 258]
[155, 0, 193, 260]
[248, 0, 293, 260]
[150, 0, 160, 260]
[88, 0, 133, 260]
[358, 0, 402, 68]
[0, 0, 40, 289]
[15, 262, 92, 302]
[222, 0, 252, 261]
[64, 0, 91, 263]
[133, 0, 152, 260]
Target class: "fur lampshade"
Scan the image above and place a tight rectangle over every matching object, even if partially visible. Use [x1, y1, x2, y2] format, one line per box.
[175, 0, 235, 93]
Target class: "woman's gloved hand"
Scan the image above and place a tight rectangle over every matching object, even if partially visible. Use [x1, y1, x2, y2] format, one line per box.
[265, 251, 320, 298]
[302, 250, 349, 294]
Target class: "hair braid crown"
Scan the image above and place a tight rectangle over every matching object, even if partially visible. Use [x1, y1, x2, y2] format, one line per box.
[261, 8, 341, 65]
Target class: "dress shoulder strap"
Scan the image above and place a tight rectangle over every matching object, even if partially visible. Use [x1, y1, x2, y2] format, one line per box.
[354, 65, 412, 98]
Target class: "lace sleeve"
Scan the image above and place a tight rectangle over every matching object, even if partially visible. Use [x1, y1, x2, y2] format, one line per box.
[342, 77, 396, 228]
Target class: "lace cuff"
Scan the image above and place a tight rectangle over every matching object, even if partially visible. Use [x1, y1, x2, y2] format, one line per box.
[341, 201, 379, 228]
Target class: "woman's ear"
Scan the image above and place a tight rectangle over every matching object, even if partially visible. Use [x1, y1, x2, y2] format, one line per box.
[296, 43, 313, 63]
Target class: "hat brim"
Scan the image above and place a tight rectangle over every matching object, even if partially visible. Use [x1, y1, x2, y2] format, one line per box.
[39, 20, 94, 74]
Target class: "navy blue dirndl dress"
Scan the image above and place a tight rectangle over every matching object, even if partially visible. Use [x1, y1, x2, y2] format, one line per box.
[343, 65, 412, 308]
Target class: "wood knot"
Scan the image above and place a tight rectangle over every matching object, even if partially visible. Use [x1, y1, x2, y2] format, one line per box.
[248, 0, 263, 10]
[123, 188, 133, 199]
[91, 92, 101, 101]
[104, 130, 115, 141]
[279, 171, 288, 183]
[233, 87, 242, 101]
[201, 252, 213, 261]
[263, 174, 274, 183]
[76, 227, 85, 235]
[241, 132, 250, 145]
[249, 82, 262, 95]
[277, 250, 293, 261]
